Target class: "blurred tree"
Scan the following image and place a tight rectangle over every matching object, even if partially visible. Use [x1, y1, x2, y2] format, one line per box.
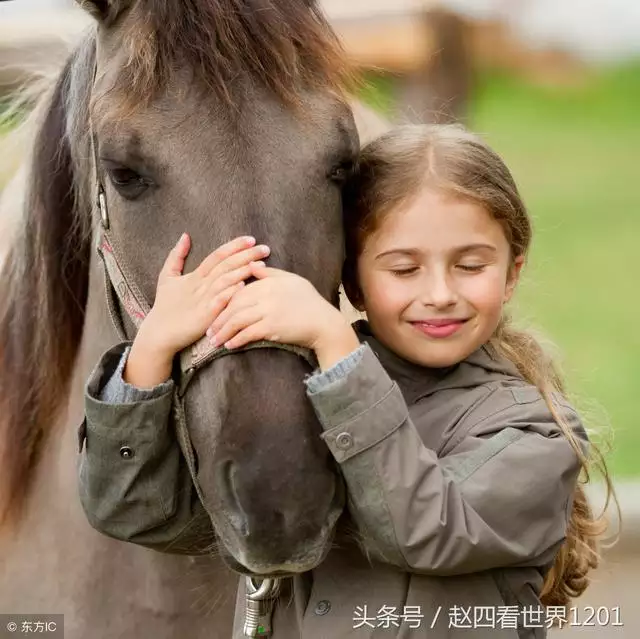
[396, 8, 473, 124]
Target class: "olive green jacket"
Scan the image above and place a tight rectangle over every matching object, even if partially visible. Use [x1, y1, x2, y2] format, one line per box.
[78, 322, 585, 638]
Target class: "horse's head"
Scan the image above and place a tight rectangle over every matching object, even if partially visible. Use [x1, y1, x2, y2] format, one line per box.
[0, 0, 359, 575]
[85, 0, 359, 574]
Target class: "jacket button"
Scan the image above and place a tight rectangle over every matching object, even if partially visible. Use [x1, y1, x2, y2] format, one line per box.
[314, 600, 331, 616]
[119, 446, 134, 459]
[335, 432, 353, 451]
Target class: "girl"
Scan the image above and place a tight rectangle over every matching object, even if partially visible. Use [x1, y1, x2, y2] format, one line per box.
[79, 124, 611, 638]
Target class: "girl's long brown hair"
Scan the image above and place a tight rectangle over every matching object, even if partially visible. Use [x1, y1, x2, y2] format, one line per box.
[341, 124, 616, 608]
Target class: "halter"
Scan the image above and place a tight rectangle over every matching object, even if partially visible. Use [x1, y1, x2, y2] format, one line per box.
[89, 119, 309, 637]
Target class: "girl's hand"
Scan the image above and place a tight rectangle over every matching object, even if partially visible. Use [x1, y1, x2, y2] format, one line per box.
[208, 264, 360, 371]
[124, 234, 270, 388]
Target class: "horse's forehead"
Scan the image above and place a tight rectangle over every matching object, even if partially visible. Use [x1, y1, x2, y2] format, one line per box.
[93, 51, 330, 138]
[91, 84, 347, 177]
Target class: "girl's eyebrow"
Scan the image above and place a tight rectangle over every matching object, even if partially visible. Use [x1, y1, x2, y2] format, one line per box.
[375, 244, 497, 261]
[375, 248, 422, 261]
[455, 243, 498, 254]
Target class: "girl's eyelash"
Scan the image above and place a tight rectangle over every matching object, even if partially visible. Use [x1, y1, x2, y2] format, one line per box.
[457, 264, 486, 272]
[389, 264, 486, 276]
[390, 267, 419, 276]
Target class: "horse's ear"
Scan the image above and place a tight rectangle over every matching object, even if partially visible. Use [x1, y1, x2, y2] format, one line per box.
[76, 0, 132, 25]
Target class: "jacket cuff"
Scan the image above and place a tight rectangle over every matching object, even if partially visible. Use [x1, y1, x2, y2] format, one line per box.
[306, 345, 409, 463]
[84, 342, 175, 433]
[85, 342, 174, 404]
[99, 345, 174, 404]
[304, 344, 366, 393]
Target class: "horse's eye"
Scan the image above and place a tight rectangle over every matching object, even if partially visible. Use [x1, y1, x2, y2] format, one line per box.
[329, 159, 356, 186]
[105, 164, 153, 200]
[109, 167, 141, 186]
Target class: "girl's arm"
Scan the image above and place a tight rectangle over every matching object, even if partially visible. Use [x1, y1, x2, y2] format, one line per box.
[78, 342, 214, 554]
[305, 344, 584, 576]
[78, 234, 270, 554]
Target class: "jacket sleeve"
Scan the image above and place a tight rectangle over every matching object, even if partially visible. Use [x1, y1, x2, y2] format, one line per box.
[78, 342, 214, 555]
[305, 345, 584, 576]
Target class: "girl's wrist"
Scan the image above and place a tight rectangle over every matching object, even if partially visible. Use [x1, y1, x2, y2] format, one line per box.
[124, 326, 175, 389]
[313, 316, 360, 371]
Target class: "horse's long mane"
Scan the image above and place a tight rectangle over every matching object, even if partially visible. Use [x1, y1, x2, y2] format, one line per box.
[0, 38, 95, 528]
[0, 0, 350, 528]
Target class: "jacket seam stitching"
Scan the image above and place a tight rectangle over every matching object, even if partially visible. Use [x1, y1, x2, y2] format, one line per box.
[449, 390, 551, 453]
[457, 428, 525, 485]
[322, 381, 399, 431]
[371, 451, 414, 571]
[340, 417, 406, 462]
[148, 431, 172, 521]
[327, 383, 408, 462]
[445, 386, 502, 451]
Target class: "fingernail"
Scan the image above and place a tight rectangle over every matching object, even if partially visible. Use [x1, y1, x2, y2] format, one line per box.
[179, 233, 187, 243]
[210, 334, 217, 346]
[245, 236, 256, 245]
[253, 261, 265, 268]
[206, 328, 211, 338]
[259, 245, 270, 255]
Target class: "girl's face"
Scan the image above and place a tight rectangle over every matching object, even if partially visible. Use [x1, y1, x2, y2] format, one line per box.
[357, 187, 524, 368]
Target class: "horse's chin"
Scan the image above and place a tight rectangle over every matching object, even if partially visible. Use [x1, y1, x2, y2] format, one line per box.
[220, 554, 295, 579]
[218, 527, 336, 578]
[209, 469, 345, 577]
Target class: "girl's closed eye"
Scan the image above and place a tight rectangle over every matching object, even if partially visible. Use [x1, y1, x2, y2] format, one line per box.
[456, 263, 487, 273]
[389, 266, 420, 276]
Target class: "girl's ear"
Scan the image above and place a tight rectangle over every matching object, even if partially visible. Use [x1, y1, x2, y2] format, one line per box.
[504, 255, 525, 303]
[343, 287, 366, 313]
[341, 261, 365, 311]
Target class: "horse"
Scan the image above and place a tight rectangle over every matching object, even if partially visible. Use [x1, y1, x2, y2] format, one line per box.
[0, 1, 377, 635]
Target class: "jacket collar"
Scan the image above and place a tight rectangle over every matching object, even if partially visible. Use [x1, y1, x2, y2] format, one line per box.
[354, 320, 522, 399]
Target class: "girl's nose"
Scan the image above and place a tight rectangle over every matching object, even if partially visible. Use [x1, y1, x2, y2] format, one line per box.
[419, 273, 458, 309]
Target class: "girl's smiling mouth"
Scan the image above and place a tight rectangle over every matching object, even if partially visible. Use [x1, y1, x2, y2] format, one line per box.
[410, 319, 469, 339]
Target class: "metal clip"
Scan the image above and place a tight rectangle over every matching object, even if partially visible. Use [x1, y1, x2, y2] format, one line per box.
[243, 577, 281, 637]
[98, 186, 109, 229]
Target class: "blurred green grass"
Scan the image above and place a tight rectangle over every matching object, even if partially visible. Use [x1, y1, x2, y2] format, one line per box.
[361, 63, 640, 478]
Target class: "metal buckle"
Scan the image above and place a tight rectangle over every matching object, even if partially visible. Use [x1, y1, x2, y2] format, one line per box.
[98, 187, 109, 229]
[243, 577, 281, 637]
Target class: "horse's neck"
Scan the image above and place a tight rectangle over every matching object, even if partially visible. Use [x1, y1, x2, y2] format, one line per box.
[0, 251, 237, 637]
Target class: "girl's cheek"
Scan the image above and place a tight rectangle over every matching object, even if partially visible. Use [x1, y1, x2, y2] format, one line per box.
[383, 281, 417, 313]
[461, 273, 508, 309]
[364, 276, 404, 311]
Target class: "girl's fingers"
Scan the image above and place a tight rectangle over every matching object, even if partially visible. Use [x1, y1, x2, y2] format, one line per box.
[206, 245, 270, 280]
[208, 282, 245, 322]
[223, 321, 271, 350]
[196, 236, 262, 277]
[209, 308, 264, 347]
[249, 264, 285, 279]
[159, 233, 191, 280]
[207, 261, 265, 296]
[208, 293, 259, 335]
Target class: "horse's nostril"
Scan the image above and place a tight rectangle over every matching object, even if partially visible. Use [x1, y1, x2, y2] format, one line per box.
[219, 460, 251, 536]
[219, 463, 299, 539]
